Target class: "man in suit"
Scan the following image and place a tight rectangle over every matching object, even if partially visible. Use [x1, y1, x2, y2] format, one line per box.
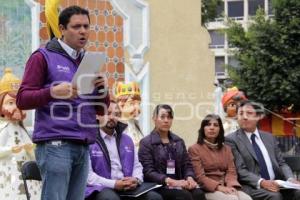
[225, 100, 300, 200]
[85, 100, 162, 200]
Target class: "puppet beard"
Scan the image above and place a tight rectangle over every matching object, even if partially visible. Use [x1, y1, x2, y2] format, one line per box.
[1, 108, 26, 121]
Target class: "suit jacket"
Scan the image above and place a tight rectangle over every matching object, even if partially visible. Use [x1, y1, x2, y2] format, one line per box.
[225, 129, 293, 188]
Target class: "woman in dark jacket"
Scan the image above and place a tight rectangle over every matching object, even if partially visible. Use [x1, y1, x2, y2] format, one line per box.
[138, 104, 206, 200]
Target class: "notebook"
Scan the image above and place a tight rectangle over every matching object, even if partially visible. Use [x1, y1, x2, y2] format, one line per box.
[118, 182, 162, 197]
[275, 180, 300, 190]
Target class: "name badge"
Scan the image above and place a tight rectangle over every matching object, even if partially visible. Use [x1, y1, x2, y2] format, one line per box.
[166, 159, 175, 174]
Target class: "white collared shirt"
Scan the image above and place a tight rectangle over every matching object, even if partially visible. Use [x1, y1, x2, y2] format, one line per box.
[245, 128, 275, 181]
[100, 129, 125, 181]
[87, 129, 143, 189]
[58, 39, 84, 60]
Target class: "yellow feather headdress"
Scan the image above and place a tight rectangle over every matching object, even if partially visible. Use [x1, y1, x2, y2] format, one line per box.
[45, 0, 62, 39]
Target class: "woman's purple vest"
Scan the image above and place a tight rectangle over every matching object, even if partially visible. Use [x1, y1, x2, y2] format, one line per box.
[32, 48, 97, 144]
[85, 132, 135, 197]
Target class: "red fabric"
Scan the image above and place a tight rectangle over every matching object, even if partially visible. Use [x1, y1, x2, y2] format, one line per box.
[283, 113, 294, 136]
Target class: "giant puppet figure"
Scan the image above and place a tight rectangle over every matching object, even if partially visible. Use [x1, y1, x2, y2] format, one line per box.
[222, 87, 247, 135]
[114, 82, 143, 147]
[45, 0, 62, 39]
[0, 68, 40, 200]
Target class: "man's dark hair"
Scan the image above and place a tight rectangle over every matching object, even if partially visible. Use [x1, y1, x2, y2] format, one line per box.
[238, 100, 265, 116]
[153, 104, 174, 119]
[59, 5, 90, 28]
[197, 114, 224, 149]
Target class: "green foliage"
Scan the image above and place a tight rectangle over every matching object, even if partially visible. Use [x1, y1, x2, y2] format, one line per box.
[201, 0, 223, 25]
[226, 0, 300, 112]
[0, 0, 31, 77]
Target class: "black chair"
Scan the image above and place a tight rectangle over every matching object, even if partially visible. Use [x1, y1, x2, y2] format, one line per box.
[283, 155, 300, 179]
[21, 161, 42, 200]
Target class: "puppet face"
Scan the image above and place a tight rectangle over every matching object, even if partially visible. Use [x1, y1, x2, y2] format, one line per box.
[117, 95, 141, 120]
[225, 99, 238, 118]
[1, 94, 26, 122]
[222, 90, 247, 118]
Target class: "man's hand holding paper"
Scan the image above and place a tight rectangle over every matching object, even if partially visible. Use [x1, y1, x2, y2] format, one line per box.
[261, 180, 280, 192]
[51, 82, 78, 99]
[93, 73, 108, 93]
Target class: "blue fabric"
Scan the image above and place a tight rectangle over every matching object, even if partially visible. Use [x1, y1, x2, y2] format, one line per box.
[251, 134, 270, 180]
[35, 141, 89, 200]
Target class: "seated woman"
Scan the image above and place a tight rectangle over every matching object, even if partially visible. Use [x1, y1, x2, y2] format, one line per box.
[138, 104, 206, 200]
[188, 114, 251, 200]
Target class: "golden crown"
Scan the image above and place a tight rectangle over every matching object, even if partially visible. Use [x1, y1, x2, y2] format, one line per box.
[0, 68, 21, 94]
[114, 82, 141, 98]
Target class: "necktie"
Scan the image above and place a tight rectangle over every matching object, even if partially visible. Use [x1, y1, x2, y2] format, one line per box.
[251, 134, 270, 180]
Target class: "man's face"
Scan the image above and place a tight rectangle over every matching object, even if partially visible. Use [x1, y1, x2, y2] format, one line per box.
[237, 104, 261, 132]
[98, 102, 121, 130]
[60, 14, 90, 51]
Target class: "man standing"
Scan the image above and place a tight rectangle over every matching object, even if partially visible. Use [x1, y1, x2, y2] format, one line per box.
[226, 100, 300, 200]
[85, 101, 162, 200]
[16, 6, 109, 200]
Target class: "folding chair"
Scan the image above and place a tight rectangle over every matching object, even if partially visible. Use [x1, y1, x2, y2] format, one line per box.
[284, 155, 300, 179]
[21, 161, 42, 200]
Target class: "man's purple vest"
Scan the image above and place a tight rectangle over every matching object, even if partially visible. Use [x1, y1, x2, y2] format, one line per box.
[32, 48, 97, 144]
[85, 133, 135, 197]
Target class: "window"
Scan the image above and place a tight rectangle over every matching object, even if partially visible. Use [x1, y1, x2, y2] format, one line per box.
[215, 56, 225, 76]
[249, 0, 264, 16]
[228, 1, 244, 20]
[0, 0, 37, 134]
[268, 0, 274, 15]
[209, 30, 225, 48]
[0, 0, 32, 77]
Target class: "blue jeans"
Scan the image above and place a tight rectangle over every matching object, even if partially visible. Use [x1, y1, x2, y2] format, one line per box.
[35, 141, 89, 200]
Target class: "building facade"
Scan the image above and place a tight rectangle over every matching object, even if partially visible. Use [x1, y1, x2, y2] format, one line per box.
[0, 0, 214, 145]
[206, 0, 273, 83]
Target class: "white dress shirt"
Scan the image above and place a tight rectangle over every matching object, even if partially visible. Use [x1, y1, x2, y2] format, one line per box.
[87, 129, 143, 189]
[58, 39, 84, 59]
[245, 128, 275, 187]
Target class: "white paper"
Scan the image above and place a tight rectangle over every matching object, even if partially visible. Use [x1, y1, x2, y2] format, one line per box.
[275, 180, 300, 190]
[72, 52, 106, 94]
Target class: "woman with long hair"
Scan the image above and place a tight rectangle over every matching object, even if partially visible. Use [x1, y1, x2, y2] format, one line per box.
[188, 114, 251, 200]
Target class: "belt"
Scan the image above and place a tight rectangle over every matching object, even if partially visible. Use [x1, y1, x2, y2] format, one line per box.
[38, 139, 89, 146]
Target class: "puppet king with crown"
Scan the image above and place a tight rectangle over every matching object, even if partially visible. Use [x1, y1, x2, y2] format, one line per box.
[114, 82, 144, 148]
[0, 68, 40, 200]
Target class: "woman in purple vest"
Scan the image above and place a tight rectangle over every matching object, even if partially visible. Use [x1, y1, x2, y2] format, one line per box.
[138, 104, 206, 200]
